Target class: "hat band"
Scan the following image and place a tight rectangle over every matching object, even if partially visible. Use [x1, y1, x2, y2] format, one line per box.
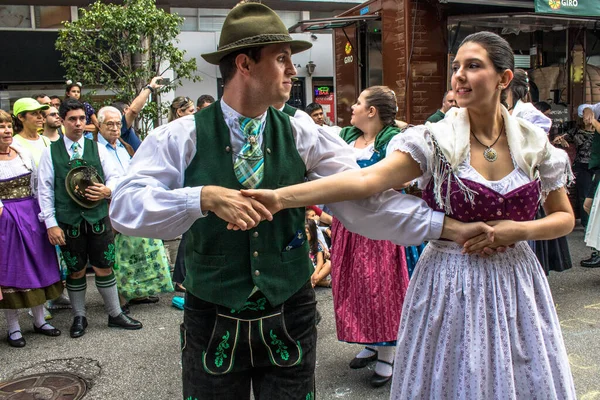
[218, 33, 293, 52]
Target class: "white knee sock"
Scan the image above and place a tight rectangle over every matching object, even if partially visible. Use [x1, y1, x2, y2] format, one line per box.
[31, 305, 56, 330]
[4, 309, 22, 339]
[374, 345, 394, 377]
[355, 346, 377, 359]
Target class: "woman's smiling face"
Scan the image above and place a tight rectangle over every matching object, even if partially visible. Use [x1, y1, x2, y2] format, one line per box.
[451, 42, 506, 111]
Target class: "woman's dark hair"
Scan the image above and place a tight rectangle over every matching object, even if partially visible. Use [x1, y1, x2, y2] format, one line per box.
[219, 47, 263, 86]
[363, 86, 398, 127]
[459, 31, 514, 73]
[503, 68, 531, 108]
[534, 101, 551, 114]
[59, 98, 85, 120]
[12, 113, 25, 133]
[168, 96, 194, 122]
[306, 219, 319, 256]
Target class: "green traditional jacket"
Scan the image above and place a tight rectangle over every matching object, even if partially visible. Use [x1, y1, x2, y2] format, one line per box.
[51, 137, 107, 226]
[183, 102, 312, 310]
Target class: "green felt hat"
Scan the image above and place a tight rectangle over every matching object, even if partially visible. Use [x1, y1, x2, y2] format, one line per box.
[201, 2, 312, 65]
[65, 160, 104, 209]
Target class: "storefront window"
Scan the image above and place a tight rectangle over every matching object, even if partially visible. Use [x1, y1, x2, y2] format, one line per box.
[172, 8, 301, 32]
[34, 6, 71, 29]
[0, 5, 32, 29]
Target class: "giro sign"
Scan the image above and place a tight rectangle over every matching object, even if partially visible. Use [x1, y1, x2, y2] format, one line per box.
[535, 0, 600, 16]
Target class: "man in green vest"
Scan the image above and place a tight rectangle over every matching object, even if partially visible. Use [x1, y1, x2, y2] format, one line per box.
[37, 98, 142, 339]
[110, 3, 494, 399]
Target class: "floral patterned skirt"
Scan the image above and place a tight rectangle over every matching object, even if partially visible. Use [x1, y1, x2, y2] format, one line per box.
[114, 234, 174, 300]
[390, 240, 576, 400]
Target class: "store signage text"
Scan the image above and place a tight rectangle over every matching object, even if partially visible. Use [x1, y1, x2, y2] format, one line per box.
[535, 0, 600, 16]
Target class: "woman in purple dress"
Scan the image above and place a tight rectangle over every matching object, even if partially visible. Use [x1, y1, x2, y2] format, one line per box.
[243, 32, 576, 399]
[0, 110, 62, 347]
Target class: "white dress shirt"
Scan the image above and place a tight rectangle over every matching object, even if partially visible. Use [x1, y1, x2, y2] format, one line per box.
[97, 134, 132, 175]
[110, 99, 444, 246]
[37, 135, 122, 229]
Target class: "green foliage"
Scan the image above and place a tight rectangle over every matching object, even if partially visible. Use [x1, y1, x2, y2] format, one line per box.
[56, 0, 201, 136]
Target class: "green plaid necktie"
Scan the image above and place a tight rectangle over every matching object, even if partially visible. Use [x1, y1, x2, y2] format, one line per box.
[71, 142, 82, 160]
[234, 117, 264, 189]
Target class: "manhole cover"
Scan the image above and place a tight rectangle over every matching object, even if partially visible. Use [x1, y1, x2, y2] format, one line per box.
[0, 373, 87, 400]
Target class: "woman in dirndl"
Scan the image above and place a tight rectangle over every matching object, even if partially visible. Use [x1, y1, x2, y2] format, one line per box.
[243, 31, 576, 399]
[0, 110, 62, 347]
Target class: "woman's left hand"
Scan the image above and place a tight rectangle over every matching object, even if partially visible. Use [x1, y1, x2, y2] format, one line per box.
[463, 220, 521, 254]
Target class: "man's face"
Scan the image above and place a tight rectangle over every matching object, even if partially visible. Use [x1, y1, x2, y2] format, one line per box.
[99, 111, 122, 144]
[43, 107, 62, 129]
[36, 96, 51, 105]
[63, 109, 86, 141]
[50, 98, 61, 109]
[249, 44, 297, 106]
[197, 101, 212, 111]
[310, 109, 324, 126]
[441, 90, 457, 113]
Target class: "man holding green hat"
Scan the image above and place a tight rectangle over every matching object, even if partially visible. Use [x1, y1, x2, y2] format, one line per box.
[110, 2, 488, 398]
[38, 98, 143, 339]
[12, 98, 51, 166]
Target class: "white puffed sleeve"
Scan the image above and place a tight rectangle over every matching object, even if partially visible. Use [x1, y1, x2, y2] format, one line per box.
[538, 144, 574, 201]
[386, 125, 434, 189]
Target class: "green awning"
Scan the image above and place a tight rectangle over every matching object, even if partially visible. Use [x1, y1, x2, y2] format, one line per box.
[535, 0, 600, 17]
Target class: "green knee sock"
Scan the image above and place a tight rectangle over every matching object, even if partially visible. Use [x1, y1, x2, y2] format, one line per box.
[66, 275, 87, 317]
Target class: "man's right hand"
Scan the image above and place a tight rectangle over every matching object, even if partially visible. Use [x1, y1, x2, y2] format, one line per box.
[48, 226, 66, 246]
[441, 216, 494, 247]
[202, 186, 273, 231]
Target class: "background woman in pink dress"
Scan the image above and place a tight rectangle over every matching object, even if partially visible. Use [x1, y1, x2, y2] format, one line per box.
[330, 86, 410, 387]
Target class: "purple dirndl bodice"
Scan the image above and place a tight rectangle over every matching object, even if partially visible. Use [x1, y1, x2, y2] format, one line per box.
[422, 177, 541, 223]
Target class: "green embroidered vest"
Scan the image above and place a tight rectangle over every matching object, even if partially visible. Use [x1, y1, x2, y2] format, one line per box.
[183, 102, 311, 310]
[51, 137, 107, 226]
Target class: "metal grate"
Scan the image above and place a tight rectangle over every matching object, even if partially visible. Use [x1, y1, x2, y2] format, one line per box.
[0, 372, 87, 399]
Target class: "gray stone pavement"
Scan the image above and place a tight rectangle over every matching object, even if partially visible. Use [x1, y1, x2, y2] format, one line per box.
[1, 225, 599, 399]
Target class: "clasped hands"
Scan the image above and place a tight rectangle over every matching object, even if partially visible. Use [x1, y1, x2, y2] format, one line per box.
[202, 186, 519, 256]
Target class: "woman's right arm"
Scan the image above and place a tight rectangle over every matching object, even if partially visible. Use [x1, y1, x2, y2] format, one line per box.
[246, 150, 423, 212]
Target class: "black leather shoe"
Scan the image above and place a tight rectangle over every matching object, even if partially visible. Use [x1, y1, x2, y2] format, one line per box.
[7, 331, 26, 348]
[33, 323, 61, 337]
[581, 252, 600, 267]
[349, 347, 378, 369]
[581, 252, 600, 268]
[108, 313, 142, 330]
[70, 316, 88, 338]
[369, 360, 393, 388]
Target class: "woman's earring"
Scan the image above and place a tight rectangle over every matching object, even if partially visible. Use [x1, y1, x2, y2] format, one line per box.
[497, 84, 504, 90]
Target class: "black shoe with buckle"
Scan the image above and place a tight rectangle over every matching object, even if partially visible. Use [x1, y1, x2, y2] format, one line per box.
[70, 316, 88, 338]
[581, 252, 600, 268]
[370, 360, 393, 388]
[7, 330, 26, 348]
[349, 347, 378, 369]
[33, 323, 61, 337]
[108, 313, 142, 330]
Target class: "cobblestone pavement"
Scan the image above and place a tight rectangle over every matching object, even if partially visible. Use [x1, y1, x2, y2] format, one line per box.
[0, 225, 599, 399]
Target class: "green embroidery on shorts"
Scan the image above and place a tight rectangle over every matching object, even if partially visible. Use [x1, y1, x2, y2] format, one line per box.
[214, 331, 230, 367]
[306, 393, 314, 400]
[62, 251, 78, 269]
[103, 243, 115, 263]
[185, 397, 198, 400]
[230, 297, 267, 314]
[270, 330, 289, 361]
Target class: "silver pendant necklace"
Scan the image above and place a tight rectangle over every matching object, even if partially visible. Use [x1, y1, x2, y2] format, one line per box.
[471, 122, 504, 162]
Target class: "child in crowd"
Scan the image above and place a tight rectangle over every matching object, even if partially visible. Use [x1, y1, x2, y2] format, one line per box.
[306, 219, 331, 288]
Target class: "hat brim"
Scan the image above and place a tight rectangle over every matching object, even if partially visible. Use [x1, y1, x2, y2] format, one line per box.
[201, 39, 312, 65]
[15, 104, 50, 115]
[65, 166, 104, 209]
